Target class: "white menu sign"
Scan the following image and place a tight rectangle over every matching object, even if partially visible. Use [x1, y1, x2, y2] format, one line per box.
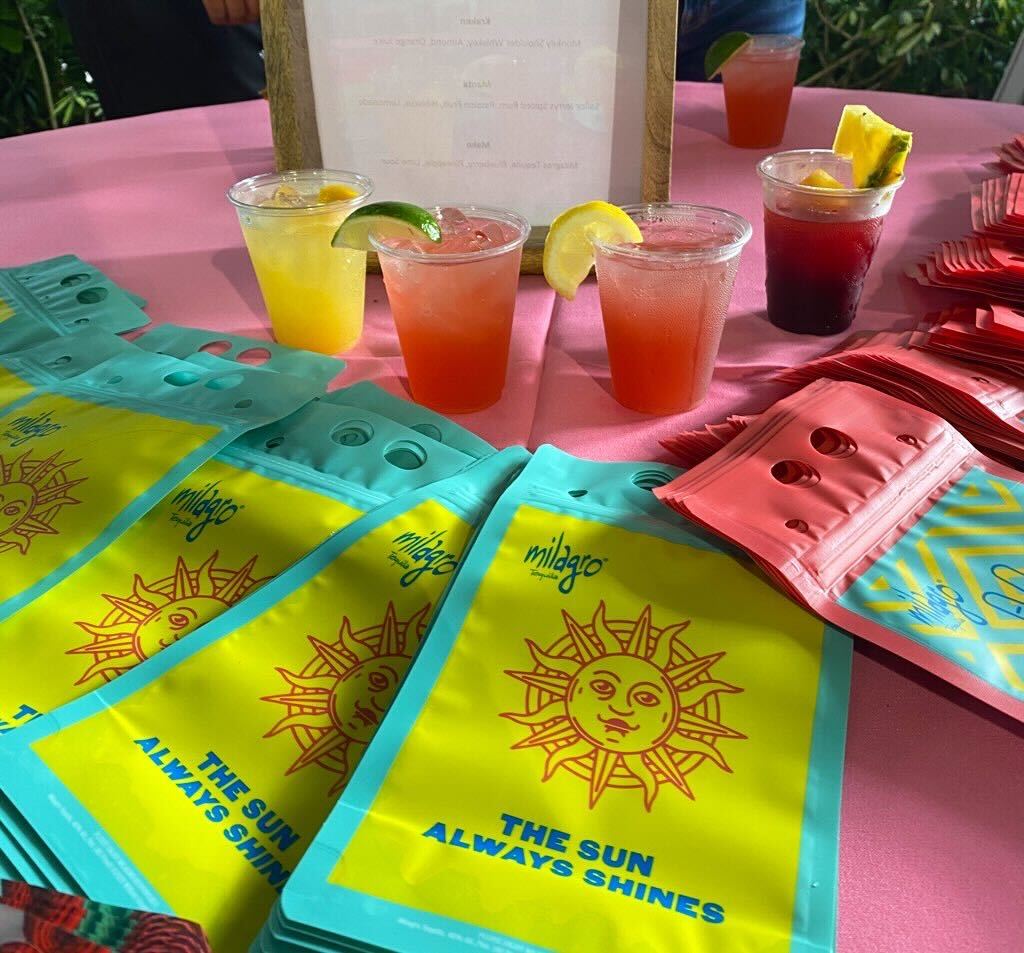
[303, 0, 648, 224]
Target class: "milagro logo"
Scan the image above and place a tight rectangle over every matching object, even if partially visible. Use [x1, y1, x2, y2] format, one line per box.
[524, 532, 606, 594]
[2, 408, 63, 448]
[389, 528, 459, 587]
[169, 480, 244, 542]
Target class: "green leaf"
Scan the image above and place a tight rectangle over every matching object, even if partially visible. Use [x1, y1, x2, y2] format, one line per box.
[0, 22, 23, 52]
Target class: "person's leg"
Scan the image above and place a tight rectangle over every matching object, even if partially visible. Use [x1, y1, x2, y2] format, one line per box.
[57, 0, 264, 119]
[677, 0, 806, 82]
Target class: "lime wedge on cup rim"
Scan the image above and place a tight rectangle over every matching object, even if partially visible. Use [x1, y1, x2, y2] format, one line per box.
[704, 31, 752, 80]
[331, 202, 442, 250]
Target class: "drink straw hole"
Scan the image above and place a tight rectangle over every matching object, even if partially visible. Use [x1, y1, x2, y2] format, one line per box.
[384, 440, 427, 470]
[237, 347, 272, 366]
[76, 287, 108, 304]
[265, 436, 284, 450]
[568, 489, 588, 498]
[972, 377, 990, 385]
[199, 340, 232, 357]
[331, 421, 374, 447]
[412, 423, 443, 442]
[234, 398, 254, 409]
[896, 434, 919, 446]
[770, 460, 820, 488]
[205, 373, 245, 391]
[73, 317, 90, 326]
[785, 518, 809, 533]
[809, 427, 857, 458]
[106, 375, 123, 385]
[59, 273, 90, 287]
[632, 469, 672, 491]
[163, 370, 199, 387]
[49, 355, 72, 367]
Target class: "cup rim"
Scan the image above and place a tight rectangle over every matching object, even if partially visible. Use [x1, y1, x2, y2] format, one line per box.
[757, 149, 904, 198]
[590, 203, 753, 263]
[735, 34, 805, 57]
[227, 169, 374, 215]
[370, 204, 531, 264]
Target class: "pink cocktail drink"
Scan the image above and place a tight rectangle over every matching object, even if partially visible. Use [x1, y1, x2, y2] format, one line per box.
[720, 35, 803, 149]
[374, 206, 529, 414]
[593, 205, 752, 415]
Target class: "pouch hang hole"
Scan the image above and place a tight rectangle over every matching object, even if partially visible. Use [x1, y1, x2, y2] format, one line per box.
[632, 469, 672, 492]
[75, 287, 108, 304]
[205, 373, 245, 391]
[199, 340, 232, 357]
[384, 440, 427, 470]
[770, 460, 820, 488]
[809, 427, 857, 459]
[163, 370, 200, 387]
[412, 422, 443, 442]
[331, 421, 374, 447]
[237, 347, 271, 366]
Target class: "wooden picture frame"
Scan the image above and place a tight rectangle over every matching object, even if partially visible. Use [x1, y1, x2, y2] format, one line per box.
[263, 0, 677, 273]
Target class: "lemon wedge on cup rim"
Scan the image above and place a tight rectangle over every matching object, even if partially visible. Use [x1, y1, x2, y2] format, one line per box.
[543, 201, 643, 299]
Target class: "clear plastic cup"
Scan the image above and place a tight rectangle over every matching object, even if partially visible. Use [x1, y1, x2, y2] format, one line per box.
[372, 205, 529, 414]
[758, 149, 903, 336]
[227, 169, 373, 354]
[720, 35, 804, 149]
[592, 203, 752, 415]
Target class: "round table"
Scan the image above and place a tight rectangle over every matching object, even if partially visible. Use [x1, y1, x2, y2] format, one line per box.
[2, 81, 1023, 953]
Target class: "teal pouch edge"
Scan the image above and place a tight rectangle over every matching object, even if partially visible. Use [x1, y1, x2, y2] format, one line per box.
[0, 447, 530, 917]
[0, 256, 150, 337]
[135, 324, 345, 390]
[328, 382, 495, 459]
[0, 326, 138, 400]
[228, 401, 475, 502]
[277, 445, 852, 953]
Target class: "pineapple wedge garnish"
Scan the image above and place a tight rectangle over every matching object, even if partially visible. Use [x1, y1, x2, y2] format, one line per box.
[832, 105, 912, 188]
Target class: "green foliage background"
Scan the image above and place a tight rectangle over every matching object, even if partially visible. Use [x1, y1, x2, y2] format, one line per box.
[1, 0, 1023, 138]
[800, 0, 1024, 99]
[0, 0, 99, 139]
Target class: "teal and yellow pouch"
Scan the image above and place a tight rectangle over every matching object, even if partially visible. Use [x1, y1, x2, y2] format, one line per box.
[0, 349, 319, 622]
[0, 397, 479, 734]
[0, 256, 149, 339]
[0, 447, 528, 952]
[266, 446, 852, 953]
[0, 325, 140, 410]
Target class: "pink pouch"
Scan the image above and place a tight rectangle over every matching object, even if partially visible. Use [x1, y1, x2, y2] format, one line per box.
[662, 414, 754, 468]
[657, 379, 1024, 721]
[774, 332, 1024, 464]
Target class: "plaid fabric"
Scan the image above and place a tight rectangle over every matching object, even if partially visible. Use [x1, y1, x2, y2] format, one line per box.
[1, 884, 210, 952]
[0, 905, 111, 952]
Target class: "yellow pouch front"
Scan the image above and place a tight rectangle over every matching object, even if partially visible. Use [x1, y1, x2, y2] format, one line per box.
[0, 348, 317, 621]
[0, 448, 529, 952]
[272, 447, 851, 953]
[0, 395, 475, 733]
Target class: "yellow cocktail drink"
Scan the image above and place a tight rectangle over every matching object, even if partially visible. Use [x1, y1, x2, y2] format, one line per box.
[228, 170, 373, 354]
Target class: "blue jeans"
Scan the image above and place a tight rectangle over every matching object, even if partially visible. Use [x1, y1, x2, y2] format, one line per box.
[677, 0, 806, 81]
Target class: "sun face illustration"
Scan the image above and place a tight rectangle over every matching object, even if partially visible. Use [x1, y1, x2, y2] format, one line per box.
[69, 551, 267, 684]
[0, 450, 85, 554]
[501, 603, 746, 811]
[263, 603, 430, 796]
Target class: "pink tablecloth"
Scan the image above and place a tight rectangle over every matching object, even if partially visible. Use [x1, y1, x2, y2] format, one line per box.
[2, 82, 1023, 952]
